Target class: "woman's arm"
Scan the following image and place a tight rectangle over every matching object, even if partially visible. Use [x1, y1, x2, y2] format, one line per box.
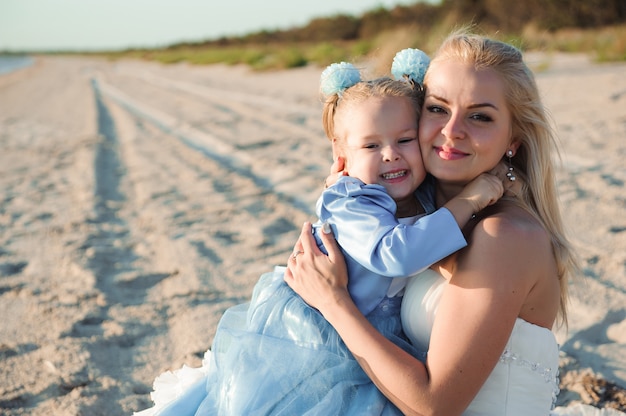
[286, 216, 541, 415]
[285, 223, 435, 413]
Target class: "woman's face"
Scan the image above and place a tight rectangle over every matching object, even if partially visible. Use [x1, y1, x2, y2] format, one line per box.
[336, 96, 425, 204]
[419, 59, 514, 186]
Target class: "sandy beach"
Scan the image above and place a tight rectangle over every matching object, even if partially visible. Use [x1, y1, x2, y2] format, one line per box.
[0, 53, 624, 414]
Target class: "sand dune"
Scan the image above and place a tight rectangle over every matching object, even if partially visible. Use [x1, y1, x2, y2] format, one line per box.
[0, 54, 624, 414]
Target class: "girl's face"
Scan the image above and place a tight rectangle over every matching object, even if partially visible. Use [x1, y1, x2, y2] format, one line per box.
[419, 59, 515, 186]
[336, 96, 425, 205]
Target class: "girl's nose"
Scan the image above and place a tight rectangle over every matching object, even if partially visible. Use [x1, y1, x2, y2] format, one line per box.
[383, 145, 400, 161]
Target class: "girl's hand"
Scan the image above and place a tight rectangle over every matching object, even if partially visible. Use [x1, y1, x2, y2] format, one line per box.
[489, 161, 523, 197]
[324, 157, 347, 188]
[458, 173, 504, 212]
[284, 222, 349, 314]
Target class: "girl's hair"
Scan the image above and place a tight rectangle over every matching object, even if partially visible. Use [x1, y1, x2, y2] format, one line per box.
[321, 77, 424, 142]
[429, 30, 579, 328]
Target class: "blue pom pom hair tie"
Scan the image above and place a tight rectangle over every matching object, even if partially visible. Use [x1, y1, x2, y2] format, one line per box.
[391, 48, 430, 87]
[320, 62, 362, 97]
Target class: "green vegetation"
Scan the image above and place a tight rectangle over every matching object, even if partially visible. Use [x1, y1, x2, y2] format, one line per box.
[103, 41, 370, 70]
[99, 0, 626, 70]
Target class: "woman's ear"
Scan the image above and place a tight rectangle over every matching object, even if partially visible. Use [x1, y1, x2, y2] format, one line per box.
[508, 140, 522, 157]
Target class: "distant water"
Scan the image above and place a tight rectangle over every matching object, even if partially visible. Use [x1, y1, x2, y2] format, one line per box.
[0, 55, 34, 75]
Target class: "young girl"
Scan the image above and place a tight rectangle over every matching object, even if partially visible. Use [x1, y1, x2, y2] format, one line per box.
[137, 49, 504, 416]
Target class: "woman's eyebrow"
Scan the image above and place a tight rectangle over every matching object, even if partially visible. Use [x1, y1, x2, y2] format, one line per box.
[468, 102, 499, 110]
[427, 94, 499, 110]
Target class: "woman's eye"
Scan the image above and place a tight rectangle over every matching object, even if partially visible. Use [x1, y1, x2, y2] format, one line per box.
[470, 113, 493, 122]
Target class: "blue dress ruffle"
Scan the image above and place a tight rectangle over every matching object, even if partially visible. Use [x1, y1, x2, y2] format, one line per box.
[147, 267, 420, 416]
[194, 267, 421, 415]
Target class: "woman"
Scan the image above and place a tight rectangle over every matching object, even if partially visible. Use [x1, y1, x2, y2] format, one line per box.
[285, 31, 579, 415]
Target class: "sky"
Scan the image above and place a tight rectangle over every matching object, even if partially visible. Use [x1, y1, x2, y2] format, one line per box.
[0, 0, 426, 52]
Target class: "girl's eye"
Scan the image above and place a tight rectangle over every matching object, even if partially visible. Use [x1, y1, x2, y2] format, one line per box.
[363, 143, 379, 149]
[426, 105, 446, 114]
[399, 137, 416, 144]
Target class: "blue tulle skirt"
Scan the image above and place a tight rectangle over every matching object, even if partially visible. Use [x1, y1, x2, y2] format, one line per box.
[153, 267, 422, 416]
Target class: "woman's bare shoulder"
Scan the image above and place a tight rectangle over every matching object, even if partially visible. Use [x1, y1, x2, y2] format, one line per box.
[464, 201, 554, 279]
[475, 201, 549, 245]
[474, 202, 560, 326]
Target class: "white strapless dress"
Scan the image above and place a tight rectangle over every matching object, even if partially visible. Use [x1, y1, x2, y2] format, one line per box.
[401, 269, 621, 416]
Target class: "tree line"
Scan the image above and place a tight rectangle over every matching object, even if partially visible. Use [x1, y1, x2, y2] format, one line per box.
[172, 0, 626, 48]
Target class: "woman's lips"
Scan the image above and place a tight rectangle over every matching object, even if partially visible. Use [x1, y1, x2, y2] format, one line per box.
[435, 146, 467, 161]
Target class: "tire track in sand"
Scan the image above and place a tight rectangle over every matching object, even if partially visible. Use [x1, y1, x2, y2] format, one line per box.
[58, 80, 167, 414]
[75, 71, 315, 413]
[93, 76, 314, 215]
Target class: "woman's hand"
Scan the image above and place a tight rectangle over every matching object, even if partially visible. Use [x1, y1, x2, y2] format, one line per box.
[284, 222, 349, 315]
[323, 157, 347, 188]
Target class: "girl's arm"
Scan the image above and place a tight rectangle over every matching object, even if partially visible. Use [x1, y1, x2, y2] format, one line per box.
[321, 173, 503, 278]
[285, 217, 541, 415]
[320, 179, 467, 277]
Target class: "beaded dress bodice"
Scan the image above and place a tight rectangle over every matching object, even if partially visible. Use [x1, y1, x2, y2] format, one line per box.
[401, 269, 560, 415]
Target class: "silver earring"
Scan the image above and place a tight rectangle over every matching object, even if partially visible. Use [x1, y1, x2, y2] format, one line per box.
[506, 150, 516, 182]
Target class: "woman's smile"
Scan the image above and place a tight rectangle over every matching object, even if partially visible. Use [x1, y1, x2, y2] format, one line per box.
[419, 60, 514, 187]
[434, 146, 468, 161]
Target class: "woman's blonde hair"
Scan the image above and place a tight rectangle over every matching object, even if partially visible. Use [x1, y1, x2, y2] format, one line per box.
[429, 31, 579, 327]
